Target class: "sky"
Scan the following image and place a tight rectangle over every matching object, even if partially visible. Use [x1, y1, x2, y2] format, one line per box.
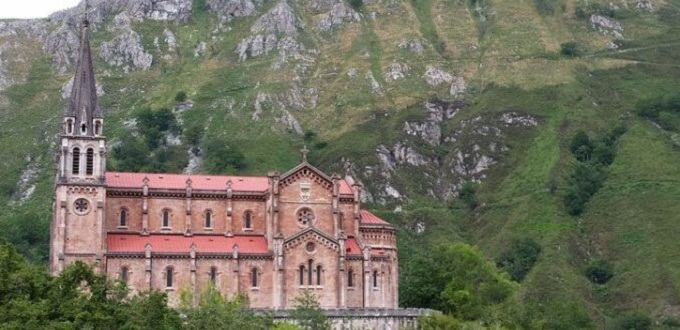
[0, 0, 81, 19]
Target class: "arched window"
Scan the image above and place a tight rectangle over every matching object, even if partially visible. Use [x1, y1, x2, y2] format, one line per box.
[119, 209, 128, 227]
[86, 148, 94, 175]
[162, 210, 170, 228]
[316, 265, 323, 285]
[243, 211, 252, 229]
[66, 120, 73, 134]
[209, 267, 217, 284]
[94, 121, 101, 135]
[166, 267, 174, 288]
[307, 259, 313, 285]
[299, 265, 305, 286]
[348, 269, 354, 288]
[81, 123, 87, 134]
[204, 210, 212, 228]
[251, 268, 258, 287]
[373, 270, 379, 288]
[72, 148, 80, 175]
[120, 267, 129, 284]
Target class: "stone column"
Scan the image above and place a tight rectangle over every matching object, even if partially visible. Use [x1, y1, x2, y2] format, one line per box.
[226, 180, 233, 236]
[332, 174, 340, 238]
[190, 244, 197, 304]
[338, 234, 347, 308]
[273, 234, 284, 309]
[231, 244, 240, 298]
[57, 196, 67, 273]
[142, 177, 149, 234]
[362, 246, 371, 308]
[96, 198, 105, 274]
[185, 179, 193, 236]
[352, 182, 362, 237]
[145, 244, 152, 290]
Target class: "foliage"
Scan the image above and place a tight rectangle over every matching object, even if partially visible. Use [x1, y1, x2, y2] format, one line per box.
[496, 238, 541, 281]
[459, 182, 478, 210]
[400, 243, 517, 321]
[560, 41, 582, 57]
[175, 91, 187, 103]
[585, 260, 614, 284]
[135, 107, 180, 149]
[615, 311, 651, 330]
[636, 94, 680, 132]
[202, 137, 247, 174]
[575, 3, 617, 19]
[564, 162, 606, 215]
[347, 0, 363, 10]
[289, 290, 331, 330]
[182, 284, 272, 330]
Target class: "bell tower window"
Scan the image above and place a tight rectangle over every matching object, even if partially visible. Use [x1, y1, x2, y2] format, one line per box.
[94, 121, 101, 135]
[81, 123, 87, 134]
[66, 120, 73, 134]
[86, 148, 94, 175]
[72, 148, 80, 175]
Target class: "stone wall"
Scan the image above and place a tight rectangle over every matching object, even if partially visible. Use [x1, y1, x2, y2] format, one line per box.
[268, 308, 436, 330]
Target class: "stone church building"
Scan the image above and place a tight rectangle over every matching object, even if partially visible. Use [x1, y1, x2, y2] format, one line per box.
[49, 18, 398, 309]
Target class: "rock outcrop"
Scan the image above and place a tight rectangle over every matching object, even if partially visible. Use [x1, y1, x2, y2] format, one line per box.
[207, 0, 263, 23]
[589, 14, 623, 39]
[404, 99, 464, 146]
[316, 3, 361, 31]
[236, 1, 303, 61]
[100, 29, 153, 71]
[424, 65, 453, 86]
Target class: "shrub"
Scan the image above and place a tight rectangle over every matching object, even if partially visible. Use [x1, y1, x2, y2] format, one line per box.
[174, 91, 187, 103]
[564, 162, 606, 215]
[497, 238, 542, 281]
[570, 130, 593, 161]
[561, 41, 583, 57]
[616, 312, 651, 330]
[459, 182, 478, 210]
[202, 138, 246, 174]
[586, 260, 613, 284]
[348, 0, 363, 10]
[290, 290, 331, 330]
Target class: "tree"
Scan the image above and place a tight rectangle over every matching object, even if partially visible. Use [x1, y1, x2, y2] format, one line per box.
[586, 260, 613, 284]
[175, 91, 187, 103]
[202, 138, 246, 174]
[290, 290, 331, 330]
[496, 238, 542, 281]
[459, 182, 478, 210]
[182, 284, 272, 330]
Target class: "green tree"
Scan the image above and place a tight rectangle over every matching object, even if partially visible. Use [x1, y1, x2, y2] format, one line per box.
[459, 182, 478, 210]
[202, 138, 246, 174]
[290, 290, 331, 330]
[175, 91, 187, 103]
[496, 238, 542, 281]
[182, 284, 272, 330]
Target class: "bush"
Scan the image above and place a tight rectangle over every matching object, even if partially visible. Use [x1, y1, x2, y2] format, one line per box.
[570, 130, 593, 162]
[174, 91, 187, 103]
[616, 312, 651, 330]
[348, 0, 363, 10]
[561, 41, 583, 57]
[497, 238, 542, 281]
[586, 260, 613, 284]
[290, 290, 331, 330]
[459, 182, 478, 210]
[564, 162, 606, 215]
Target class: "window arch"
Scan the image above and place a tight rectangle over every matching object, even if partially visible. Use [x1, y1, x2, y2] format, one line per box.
[80, 123, 87, 134]
[72, 148, 80, 175]
[209, 267, 218, 284]
[373, 270, 379, 288]
[166, 267, 174, 288]
[299, 265, 305, 286]
[162, 209, 171, 228]
[307, 259, 313, 285]
[94, 121, 101, 135]
[243, 211, 252, 229]
[251, 268, 259, 288]
[119, 208, 128, 227]
[120, 266, 129, 284]
[316, 265, 323, 285]
[204, 210, 213, 229]
[66, 119, 73, 134]
[348, 269, 354, 288]
[86, 148, 94, 175]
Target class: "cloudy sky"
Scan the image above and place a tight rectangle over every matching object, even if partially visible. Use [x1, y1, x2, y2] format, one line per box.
[1, 0, 81, 19]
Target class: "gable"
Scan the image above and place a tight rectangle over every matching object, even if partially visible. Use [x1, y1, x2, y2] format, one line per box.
[283, 227, 339, 253]
[279, 163, 334, 192]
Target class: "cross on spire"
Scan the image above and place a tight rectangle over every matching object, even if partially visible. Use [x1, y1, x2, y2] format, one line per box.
[300, 145, 309, 163]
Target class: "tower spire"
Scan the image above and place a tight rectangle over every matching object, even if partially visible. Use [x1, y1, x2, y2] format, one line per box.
[65, 0, 101, 136]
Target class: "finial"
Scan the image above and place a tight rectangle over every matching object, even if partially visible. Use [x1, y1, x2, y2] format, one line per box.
[344, 159, 352, 177]
[300, 145, 309, 163]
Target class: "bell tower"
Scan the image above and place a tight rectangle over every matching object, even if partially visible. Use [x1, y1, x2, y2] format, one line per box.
[50, 14, 107, 274]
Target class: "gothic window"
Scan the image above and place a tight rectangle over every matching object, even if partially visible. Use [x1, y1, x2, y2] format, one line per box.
[119, 208, 128, 227]
[120, 267, 129, 284]
[81, 123, 87, 134]
[204, 210, 212, 228]
[348, 269, 354, 288]
[66, 120, 73, 134]
[209, 267, 218, 284]
[243, 211, 252, 229]
[72, 148, 80, 175]
[73, 198, 90, 215]
[162, 210, 170, 228]
[166, 267, 174, 288]
[94, 121, 101, 135]
[297, 208, 315, 227]
[299, 265, 305, 286]
[86, 148, 94, 175]
[251, 268, 259, 288]
[307, 259, 313, 285]
[316, 265, 323, 285]
[373, 270, 379, 288]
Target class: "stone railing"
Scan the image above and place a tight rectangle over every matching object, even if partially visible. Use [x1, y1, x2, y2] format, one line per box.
[254, 308, 437, 330]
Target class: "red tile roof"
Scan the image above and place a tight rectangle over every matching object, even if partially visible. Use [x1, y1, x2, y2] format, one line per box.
[106, 172, 269, 192]
[359, 210, 391, 225]
[339, 180, 353, 195]
[345, 237, 362, 256]
[106, 234, 269, 254]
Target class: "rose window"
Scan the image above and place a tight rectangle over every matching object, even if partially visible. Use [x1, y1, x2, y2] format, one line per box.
[306, 242, 316, 252]
[297, 208, 315, 227]
[74, 198, 90, 215]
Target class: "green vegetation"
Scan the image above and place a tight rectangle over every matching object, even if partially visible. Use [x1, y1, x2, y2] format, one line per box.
[496, 238, 541, 282]
[175, 91, 188, 103]
[585, 259, 614, 284]
[289, 290, 331, 330]
[347, 0, 363, 10]
[201, 137, 247, 174]
[636, 93, 680, 132]
[458, 182, 478, 210]
[560, 41, 583, 57]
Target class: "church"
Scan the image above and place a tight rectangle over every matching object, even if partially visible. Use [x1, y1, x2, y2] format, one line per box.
[49, 17, 398, 309]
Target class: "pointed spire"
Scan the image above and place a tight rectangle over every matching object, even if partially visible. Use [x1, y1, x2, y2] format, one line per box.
[66, 2, 101, 136]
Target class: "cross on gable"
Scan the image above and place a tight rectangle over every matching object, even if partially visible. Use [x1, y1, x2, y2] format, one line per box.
[300, 145, 309, 163]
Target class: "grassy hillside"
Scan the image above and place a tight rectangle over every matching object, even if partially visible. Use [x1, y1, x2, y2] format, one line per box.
[2, 0, 680, 327]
